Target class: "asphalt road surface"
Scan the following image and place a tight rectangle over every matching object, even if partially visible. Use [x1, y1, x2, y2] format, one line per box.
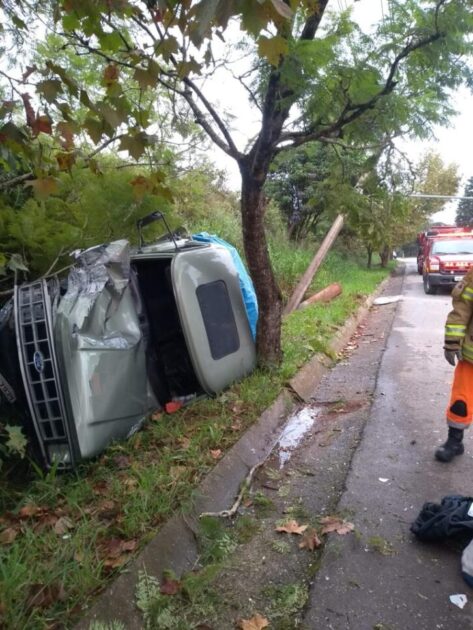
[303, 259, 473, 630]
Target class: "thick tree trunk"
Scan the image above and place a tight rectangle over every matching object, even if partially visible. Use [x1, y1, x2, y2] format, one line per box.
[240, 166, 283, 367]
[379, 244, 390, 268]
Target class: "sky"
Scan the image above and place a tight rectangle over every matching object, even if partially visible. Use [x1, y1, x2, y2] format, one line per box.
[205, 0, 472, 224]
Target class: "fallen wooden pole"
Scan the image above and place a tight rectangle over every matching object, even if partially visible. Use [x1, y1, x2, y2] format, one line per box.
[298, 282, 342, 309]
[284, 214, 344, 315]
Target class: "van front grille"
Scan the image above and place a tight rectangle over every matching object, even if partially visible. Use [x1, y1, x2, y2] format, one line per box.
[15, 281, 73, 468]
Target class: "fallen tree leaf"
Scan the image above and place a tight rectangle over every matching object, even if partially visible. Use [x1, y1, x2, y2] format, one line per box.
[238, 612, 269, 630]
[178, 436, 191, 449]
[26, 583, 66, 610]
[113, 455, 130, 469]
[92, 480, 109, 495]
[19, 504, 42, 518]
[0, 527, 18, 545]
[53, 516, 74, 535]
[320, 516, 354, 535]
[160, 576, 181, 595]
[210, 449, 222, 460]
[299, 528, 322, 551]
[276, 520, 308, 535]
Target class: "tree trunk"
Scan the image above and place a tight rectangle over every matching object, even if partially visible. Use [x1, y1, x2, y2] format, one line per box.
[240, 166, 283, 367]
[367, 245, 373, 269]
[379, 244, 390, 268]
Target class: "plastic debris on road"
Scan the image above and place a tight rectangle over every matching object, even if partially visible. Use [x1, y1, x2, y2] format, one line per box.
[449, 594, 467, 609]
[373, 295, 403, 305]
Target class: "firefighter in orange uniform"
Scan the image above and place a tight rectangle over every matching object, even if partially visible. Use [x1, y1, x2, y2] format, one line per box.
[438, 268, 473, 461]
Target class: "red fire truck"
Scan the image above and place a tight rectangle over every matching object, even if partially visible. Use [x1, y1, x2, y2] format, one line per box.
[418, 226, 473, 294]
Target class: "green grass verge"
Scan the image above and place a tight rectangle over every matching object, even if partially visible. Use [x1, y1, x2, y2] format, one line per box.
[0, 252, 392, 629]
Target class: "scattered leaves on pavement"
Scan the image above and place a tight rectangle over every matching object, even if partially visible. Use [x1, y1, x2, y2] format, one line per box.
[320, 516, 354, 535]
[299, 528, 322, 551]
[276, 520, 308, 535]
[99, 537, 138, 570]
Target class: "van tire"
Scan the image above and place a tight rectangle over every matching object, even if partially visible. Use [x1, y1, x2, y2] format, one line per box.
[423, 274, 437, 295]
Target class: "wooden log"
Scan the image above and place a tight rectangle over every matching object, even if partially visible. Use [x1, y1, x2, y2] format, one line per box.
[283, 214, 344, 315]
[298, 283, 342, 309]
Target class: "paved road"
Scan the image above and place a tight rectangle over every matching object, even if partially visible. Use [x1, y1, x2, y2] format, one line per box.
[304, 259, 473, 630]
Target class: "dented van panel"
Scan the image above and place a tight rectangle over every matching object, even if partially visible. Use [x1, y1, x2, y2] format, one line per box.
[54, 240, 151, 464]
[2, 218, 257, 469]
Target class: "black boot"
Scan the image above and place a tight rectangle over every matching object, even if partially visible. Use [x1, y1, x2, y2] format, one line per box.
[435, 427, 465, 462]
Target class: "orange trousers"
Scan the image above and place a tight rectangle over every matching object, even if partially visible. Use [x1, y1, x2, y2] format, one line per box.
[447, 360, 473, 429]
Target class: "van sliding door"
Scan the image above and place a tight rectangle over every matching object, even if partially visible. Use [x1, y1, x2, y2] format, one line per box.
[171, 246, 256, 395]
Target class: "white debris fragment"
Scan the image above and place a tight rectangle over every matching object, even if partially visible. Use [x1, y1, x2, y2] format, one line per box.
[373, 295, 403, 305]
[449, 594, 467, 609]
[378, 478, 389, 483]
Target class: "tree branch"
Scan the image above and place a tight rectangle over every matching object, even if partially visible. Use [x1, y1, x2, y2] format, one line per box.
[182, 77, 241, 159]
[274, 21, 445, 154]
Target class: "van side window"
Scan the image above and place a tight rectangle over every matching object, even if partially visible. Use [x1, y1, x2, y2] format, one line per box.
[196, 280, 240, 360]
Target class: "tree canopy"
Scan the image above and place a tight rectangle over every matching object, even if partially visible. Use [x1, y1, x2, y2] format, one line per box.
[1, 0, 472, 364]
[456, 176, 473, 227]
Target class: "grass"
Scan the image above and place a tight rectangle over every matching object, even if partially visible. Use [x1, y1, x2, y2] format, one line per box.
[0, 248, 392, 629]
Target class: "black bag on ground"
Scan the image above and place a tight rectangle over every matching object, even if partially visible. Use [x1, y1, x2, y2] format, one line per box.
[411, 495, 473, 542]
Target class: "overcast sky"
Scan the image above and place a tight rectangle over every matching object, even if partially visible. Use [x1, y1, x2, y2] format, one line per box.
[207, 0, 472, 224]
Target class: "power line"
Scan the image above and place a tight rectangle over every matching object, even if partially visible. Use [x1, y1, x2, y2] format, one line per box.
[409, 194, 473, 200]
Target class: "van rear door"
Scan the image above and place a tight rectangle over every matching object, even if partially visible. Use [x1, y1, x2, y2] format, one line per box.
[171, 245, 256, 395]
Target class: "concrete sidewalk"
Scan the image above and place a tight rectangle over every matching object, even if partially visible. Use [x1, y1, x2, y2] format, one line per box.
[304, 261, 473, 630]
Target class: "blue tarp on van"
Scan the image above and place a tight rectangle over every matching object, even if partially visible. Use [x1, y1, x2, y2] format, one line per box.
[192, 233, 258, 340]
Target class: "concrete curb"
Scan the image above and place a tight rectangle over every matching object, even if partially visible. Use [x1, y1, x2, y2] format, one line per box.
[77, 267, 401, 628]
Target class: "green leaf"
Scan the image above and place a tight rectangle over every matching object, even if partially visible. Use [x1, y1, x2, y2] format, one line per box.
[45, 61, 79, 97]
[119, 133, 147, 160]
[80, 90, 96, 111]
[5, 425, 27, 458]
[189, 0, 221, 46]
[97, 102, 128, 130]
[98, 31, 125, 53]
[0, 122, 28, 146]
[257, 35, 288, 67]
[84, 117, 105, 143]
[62, 13, 81, 31]
[133, 64, 160, 89]
[37, 79, 63, 104]
[156, 36, 179, 60]
[12, 15, 27, 30]
[176, 58, 202, 78]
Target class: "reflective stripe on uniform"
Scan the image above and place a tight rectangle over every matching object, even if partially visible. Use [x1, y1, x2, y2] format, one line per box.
[463, 287, 473, 301]
[462, 344, 473, 361]
[445, 324, 466, 337]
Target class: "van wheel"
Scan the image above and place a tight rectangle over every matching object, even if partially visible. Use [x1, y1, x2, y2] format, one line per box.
[423, 274, 437, 295]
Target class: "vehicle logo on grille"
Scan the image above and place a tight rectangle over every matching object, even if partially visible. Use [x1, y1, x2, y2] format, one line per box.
[33, 350, 45, 373]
